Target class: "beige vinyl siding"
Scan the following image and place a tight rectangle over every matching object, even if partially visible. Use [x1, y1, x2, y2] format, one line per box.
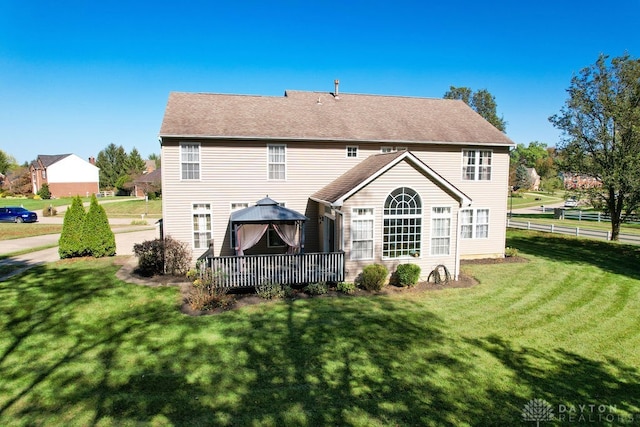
[162, 138, 510, 263]
[340, 159, 460, 281]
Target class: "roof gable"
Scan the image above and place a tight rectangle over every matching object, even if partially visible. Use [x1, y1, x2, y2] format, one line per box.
[311, 151, 472, 207]
[160, 90, 514, 147]
[36, 154, 72, 168]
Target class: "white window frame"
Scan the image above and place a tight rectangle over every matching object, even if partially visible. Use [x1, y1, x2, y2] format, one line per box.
[192, 203, 212, 249]
[346, 146, 359, 158]
[383, 187, 422, 259]
[230, 202, 249, 212]
[181, 142, 201, 180]
[267, 144, 286, 180]
[381, 146, 393, 153]
[462, 149, 492, 181]
[430, 207, 452, 256]
[461, 208, 490, 239]
[351, 207, 374, 260]
[267, 226, 286, 248]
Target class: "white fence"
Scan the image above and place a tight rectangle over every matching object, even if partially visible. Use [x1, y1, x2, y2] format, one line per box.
[507, 219, 640, 245]
[199, 251, 345, 288]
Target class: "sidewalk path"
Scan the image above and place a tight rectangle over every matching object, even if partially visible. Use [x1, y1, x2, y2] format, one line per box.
[0, 227, 158, 280]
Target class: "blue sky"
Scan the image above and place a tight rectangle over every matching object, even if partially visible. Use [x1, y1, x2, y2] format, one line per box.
[2, 0, 639, 165]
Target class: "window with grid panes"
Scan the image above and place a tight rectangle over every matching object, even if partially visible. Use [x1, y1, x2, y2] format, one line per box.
[462, 149, 492, 180]
[351, 208, 374, 259]
[431, 207, 451, 255]
[383, 187, 422, 258]
[181, 143, 200, 180]
[192, 203, 211, 249]
[268, 144, 286, 180]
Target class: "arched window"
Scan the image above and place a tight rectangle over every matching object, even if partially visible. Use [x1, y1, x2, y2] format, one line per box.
[383, 187, 422, 258]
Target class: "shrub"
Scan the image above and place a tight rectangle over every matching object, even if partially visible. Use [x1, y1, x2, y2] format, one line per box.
[83, 194, 116, 257]
[41, 205, 58, 217]
[393, 263, 421, 287]
[164, 237, 192, 275]
[505, 247, 519, 257]
[256, 281, 285, 299]
[304, 282, 328, 296]
[133, 239, 165, 276]
[37, 183, 51, 199]
[187, 267, 234, 311]
[358, 264, 388, 291]
[58, 196, 86, 258]
[133, 236, 191, 276]
[336, 281, 356, 295]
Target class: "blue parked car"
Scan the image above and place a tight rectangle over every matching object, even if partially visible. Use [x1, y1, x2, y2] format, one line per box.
[0, 206, 38, 223]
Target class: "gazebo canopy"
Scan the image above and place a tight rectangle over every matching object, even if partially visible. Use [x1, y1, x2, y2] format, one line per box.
[230, 196, 308, 223]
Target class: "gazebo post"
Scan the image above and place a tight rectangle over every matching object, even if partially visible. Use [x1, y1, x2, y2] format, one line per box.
[300, 220, 305, 254]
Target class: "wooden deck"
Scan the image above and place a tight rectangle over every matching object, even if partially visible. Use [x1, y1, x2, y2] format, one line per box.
[199, 252, 345, 288]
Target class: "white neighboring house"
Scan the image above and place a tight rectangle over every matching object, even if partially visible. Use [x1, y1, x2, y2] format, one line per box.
[31, 154, 100, 198]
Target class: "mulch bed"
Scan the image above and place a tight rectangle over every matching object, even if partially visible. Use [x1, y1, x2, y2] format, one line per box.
[122, 256, 528, 316]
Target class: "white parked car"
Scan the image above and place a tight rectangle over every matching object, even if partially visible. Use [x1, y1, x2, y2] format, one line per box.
[564, 198, 578, 208]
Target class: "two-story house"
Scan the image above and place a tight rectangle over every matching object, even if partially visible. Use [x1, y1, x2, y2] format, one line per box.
[31, 154, 99, 198]
[159, 85, 514, 284]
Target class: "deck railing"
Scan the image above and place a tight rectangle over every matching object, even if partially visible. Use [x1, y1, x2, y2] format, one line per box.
[199, 252, 345, 288]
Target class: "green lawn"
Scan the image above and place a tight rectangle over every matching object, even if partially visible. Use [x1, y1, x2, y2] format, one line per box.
[1, 231, 639, 426]
[508, 191, 565, 209]
[0, 196, 133, 211]
[100, 199, 162, 217]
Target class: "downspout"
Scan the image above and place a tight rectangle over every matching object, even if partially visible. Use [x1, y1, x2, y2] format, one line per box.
[454, 208, 461, 281]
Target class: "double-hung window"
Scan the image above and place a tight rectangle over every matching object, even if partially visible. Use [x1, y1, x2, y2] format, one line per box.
[192, 203, 212, 249]
[181, 143, 200, 180]
[383, 187, 422, 258]
[461, 208, 489, 239]
[268, 144, 286, 180]
[431, 207, 451, 255]
[351, 208, 374, 260]
[462, 150, 492, 181]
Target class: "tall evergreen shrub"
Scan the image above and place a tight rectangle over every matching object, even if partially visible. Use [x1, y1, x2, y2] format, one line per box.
[83, 194, 116, 257]
[58, 196, 86, 258]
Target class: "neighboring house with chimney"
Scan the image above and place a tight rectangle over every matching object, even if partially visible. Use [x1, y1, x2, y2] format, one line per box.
[31, 154, 100, 198]
[158, 83, 514, 285]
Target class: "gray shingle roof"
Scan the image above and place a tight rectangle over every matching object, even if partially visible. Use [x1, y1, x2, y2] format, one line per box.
[33, 154, 72, 169]
[159, 90, 514, 146]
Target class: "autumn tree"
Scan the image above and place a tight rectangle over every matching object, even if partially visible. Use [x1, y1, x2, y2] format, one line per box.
[444, 86, 506, 132]
[549, 53, 640, 240]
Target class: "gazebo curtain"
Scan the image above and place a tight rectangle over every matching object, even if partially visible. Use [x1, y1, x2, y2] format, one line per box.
[273, 223, 300, 254]
[234, 223, 302, 255]
[235, 224, 269, 256]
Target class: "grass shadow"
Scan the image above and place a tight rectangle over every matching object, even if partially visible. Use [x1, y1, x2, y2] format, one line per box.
[507, 230, 640, 280]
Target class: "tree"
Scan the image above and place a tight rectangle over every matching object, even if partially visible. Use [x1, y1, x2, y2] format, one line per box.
[515, 164, 533, 190]
[96, 143, 128, 190]
[0, 149, 17, 175]
[83, 194, 116, 257]
[148, 153, 161, 169]
[59, 196, 87, 258]
[37, 183, 51, 199]
[550, 53, 640, 240]
[126, 147, 146, 175]
[444, 86, 507, 132]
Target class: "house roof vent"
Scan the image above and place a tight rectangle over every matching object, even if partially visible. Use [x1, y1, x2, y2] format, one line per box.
[333, 79, 340, 99]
